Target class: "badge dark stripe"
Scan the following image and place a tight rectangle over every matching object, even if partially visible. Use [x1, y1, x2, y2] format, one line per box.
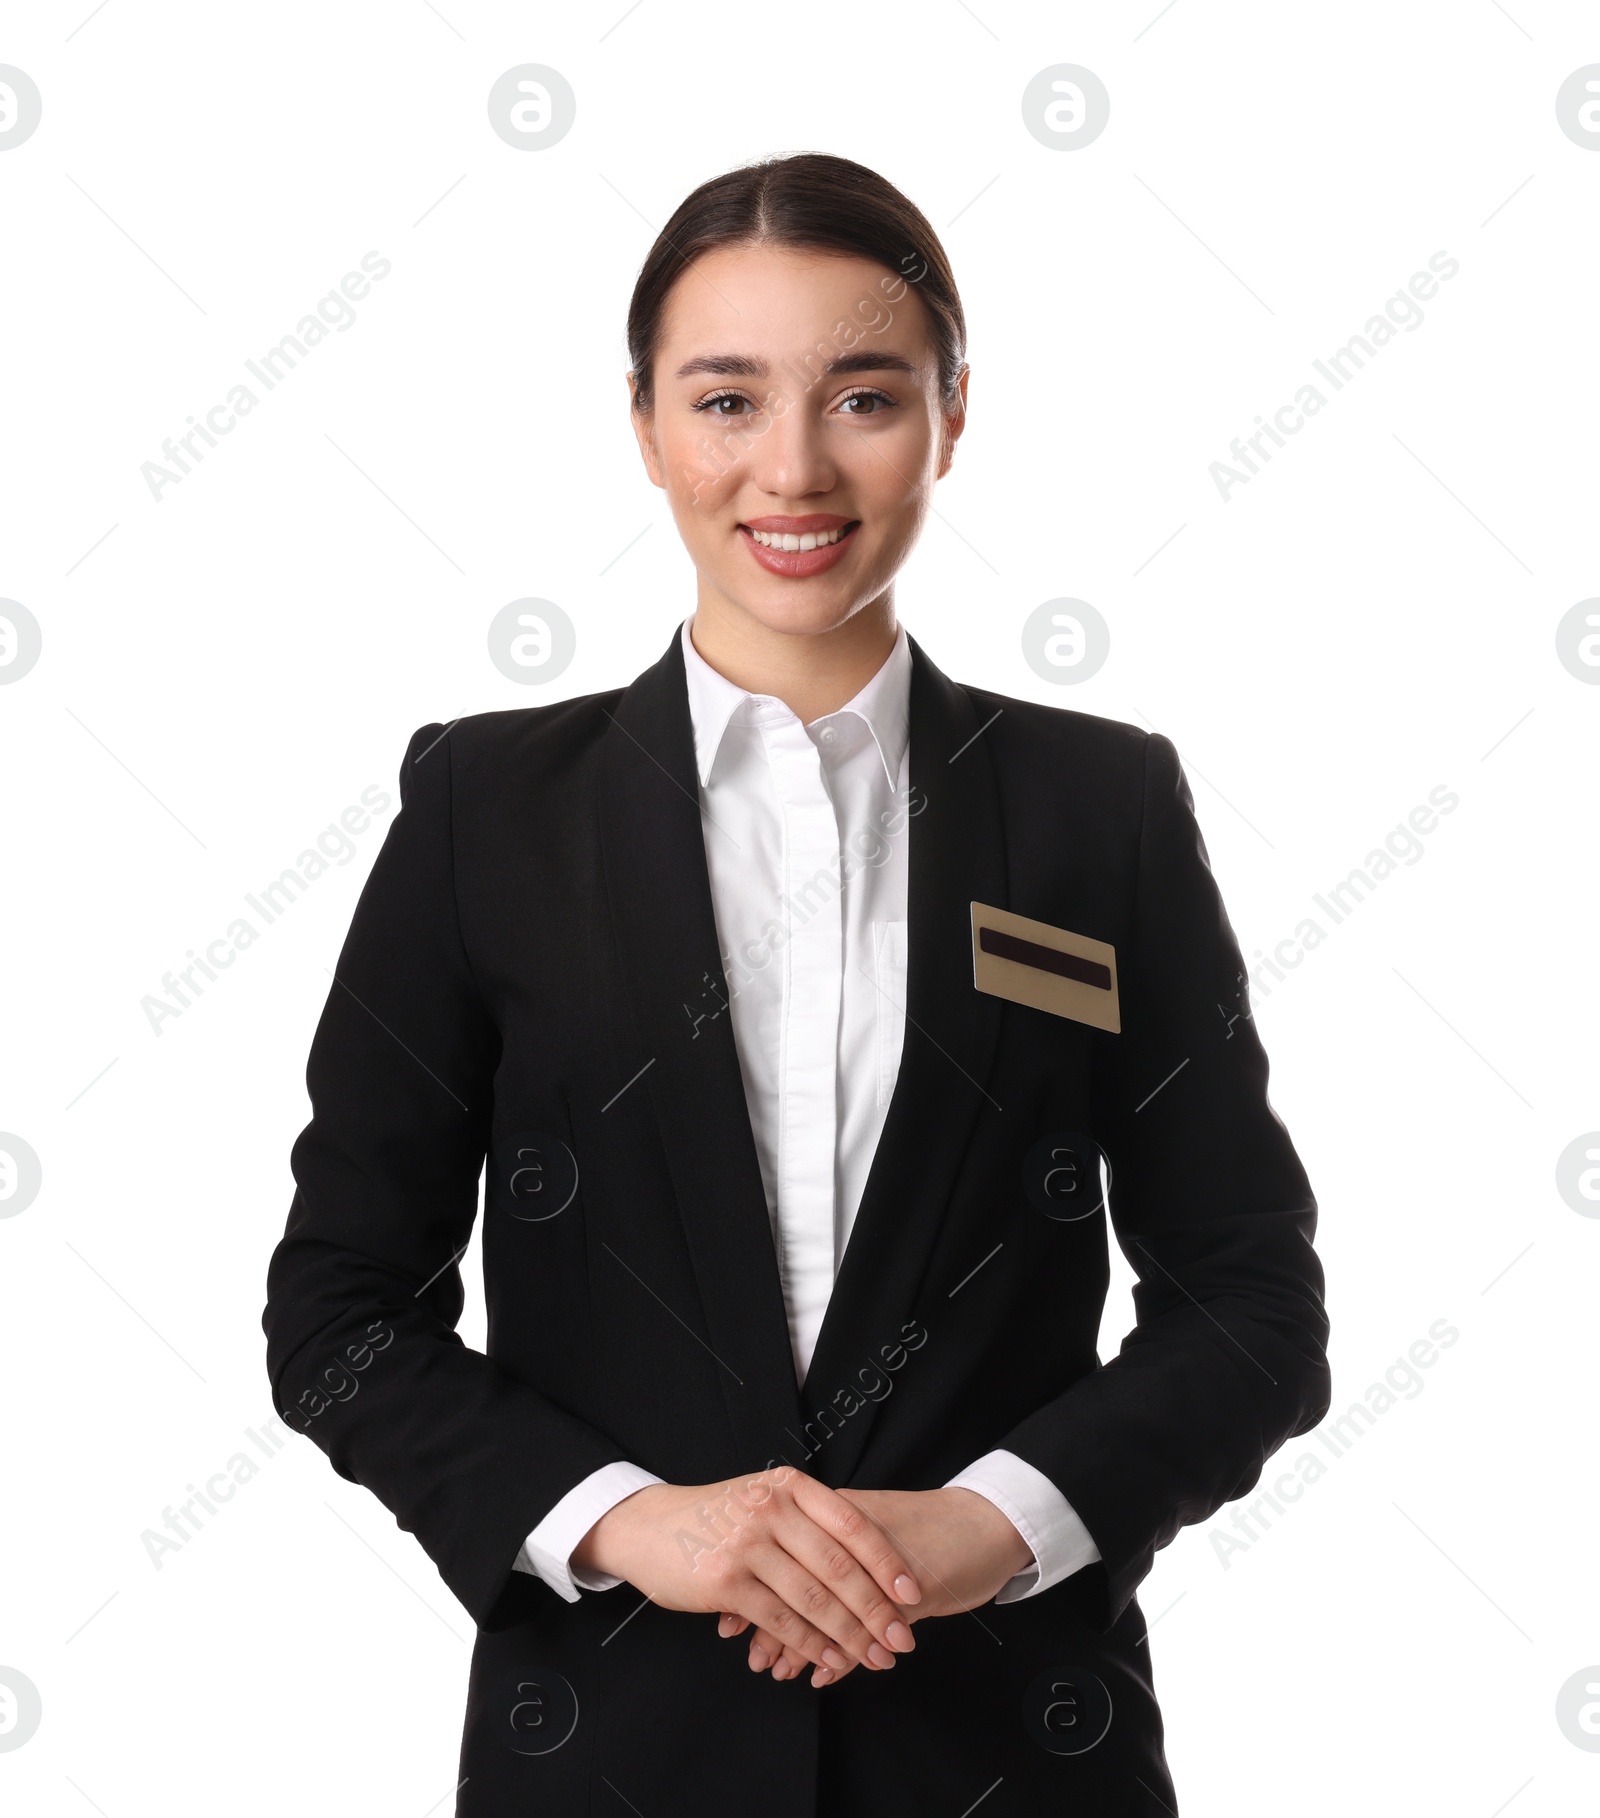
[977, 925, 1112, 992]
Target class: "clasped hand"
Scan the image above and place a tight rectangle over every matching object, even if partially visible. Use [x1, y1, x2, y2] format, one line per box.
[571, 1469, 1033, 1689]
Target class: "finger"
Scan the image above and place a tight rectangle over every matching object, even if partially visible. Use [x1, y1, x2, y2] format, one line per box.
[792, 1477, 922, 1608]
[701, 1530, 854, 1672]
[731, 1575, 861, 1677]
[746, 1626, 849, 1683]
[749, 1627, 858, 1685]
[754, 1533, 904, 1671]
[746, 1627, 810, 1676]
[741, 1622, 799, 1673]
[707, 1498, 884, 1672]
[769, 1502, 916, 1662]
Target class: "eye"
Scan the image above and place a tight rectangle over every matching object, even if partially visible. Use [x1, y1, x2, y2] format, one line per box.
[836, 388, 897, 417]
[692, 389, 756, 418]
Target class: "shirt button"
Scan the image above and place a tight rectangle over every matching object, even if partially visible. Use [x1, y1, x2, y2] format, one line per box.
[819, 727, 837, 744]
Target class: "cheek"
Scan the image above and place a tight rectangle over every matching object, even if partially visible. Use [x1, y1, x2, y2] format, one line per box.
[854, 420, 936, 517]
[658, 418, 749, 518]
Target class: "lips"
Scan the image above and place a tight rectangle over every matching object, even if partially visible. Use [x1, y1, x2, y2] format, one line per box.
[736, 515, 860, 578]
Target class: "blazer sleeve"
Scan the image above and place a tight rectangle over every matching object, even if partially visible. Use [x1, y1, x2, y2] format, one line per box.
[262, 723, 633, 1629]
[996, 729, 1331, 1631]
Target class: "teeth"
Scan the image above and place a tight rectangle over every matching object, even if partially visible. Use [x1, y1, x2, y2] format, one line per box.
[749, 525, 849, 549]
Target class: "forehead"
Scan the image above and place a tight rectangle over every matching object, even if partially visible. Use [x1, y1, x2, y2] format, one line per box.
[656, 241, 933, 366]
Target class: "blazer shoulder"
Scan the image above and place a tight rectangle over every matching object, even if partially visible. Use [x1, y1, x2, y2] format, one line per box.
[392, 685, 629, 793]
[955, 679, 1154, 776]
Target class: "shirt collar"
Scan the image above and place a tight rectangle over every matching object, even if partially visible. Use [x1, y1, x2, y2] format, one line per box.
[679, 615, 910, 791]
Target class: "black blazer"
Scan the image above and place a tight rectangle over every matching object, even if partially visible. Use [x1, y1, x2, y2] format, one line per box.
[263, 626, 1330, 1816]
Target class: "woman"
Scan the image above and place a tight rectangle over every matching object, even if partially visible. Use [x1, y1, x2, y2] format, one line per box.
[264, 152, 1330, 1816]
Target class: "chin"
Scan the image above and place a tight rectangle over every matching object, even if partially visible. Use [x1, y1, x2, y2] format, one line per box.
[711, 553, 900, 638]
[726, 589, 875, 639]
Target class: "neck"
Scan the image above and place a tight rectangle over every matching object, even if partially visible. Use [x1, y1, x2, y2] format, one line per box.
[688, 591, 899, 725]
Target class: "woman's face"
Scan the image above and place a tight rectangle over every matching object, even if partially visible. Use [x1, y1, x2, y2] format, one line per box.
[629, 241, 967, 639]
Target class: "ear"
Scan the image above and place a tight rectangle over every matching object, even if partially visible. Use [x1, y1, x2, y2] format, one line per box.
[934, 364, 970, 482]
[627, 370, 667, 490]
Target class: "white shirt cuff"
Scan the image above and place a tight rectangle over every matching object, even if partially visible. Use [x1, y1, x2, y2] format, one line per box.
[512, 1461, 665, 1602]
[943, 1448, 1101, 1603]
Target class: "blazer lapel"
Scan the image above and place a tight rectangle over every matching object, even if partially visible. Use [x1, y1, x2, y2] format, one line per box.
[597, 629, 808, 1472]
[798, 634, 1008, 1485]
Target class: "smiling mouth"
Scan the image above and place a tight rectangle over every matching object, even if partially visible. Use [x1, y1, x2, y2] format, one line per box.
[738, 520, 860, 551]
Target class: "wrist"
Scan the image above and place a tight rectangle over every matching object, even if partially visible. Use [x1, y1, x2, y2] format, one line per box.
[571, 1484, 657, 1579]
[947, 1486, 1034, 1578]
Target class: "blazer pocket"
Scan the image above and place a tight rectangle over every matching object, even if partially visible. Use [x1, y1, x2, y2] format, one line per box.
[872, 918, 909, 1109]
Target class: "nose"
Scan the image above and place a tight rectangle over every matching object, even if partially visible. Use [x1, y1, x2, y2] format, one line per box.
[744, 394, 837, 500]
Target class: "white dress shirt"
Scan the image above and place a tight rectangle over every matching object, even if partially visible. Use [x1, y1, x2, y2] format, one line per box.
[514, 615, 1101, 1604]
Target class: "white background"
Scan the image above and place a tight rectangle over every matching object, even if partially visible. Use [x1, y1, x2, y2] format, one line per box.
[2, 2, 1597, 1813]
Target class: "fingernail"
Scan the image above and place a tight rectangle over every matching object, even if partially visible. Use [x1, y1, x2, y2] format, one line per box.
[749, 1646, 769, 1671]
[867, 1642, 895, 1669]
[718, 1615, 733, 1636]
[812, 1667, 834, 1688]
[772, 1660, 790, 1681]
[887, 1621, 915, 1652]
[893, 1573, 921, 1604]
[822, 1647, 849, 1670]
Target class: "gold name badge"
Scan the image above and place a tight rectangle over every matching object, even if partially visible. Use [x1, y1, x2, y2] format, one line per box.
[970, 901, 1120, 1034]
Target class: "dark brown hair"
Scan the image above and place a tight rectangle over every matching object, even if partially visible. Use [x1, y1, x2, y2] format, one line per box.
[626, 152, 966, 415]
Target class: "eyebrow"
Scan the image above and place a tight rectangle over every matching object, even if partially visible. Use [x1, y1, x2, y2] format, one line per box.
[672, 350, 919, 382]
